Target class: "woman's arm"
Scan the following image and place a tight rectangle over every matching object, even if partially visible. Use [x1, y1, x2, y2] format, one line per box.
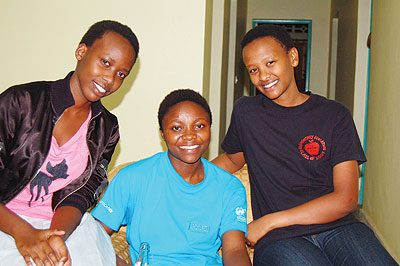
[222, 230, 251, 266]
[50, 206, 82, 240]
[96, 220, 115, 235]
[211, 152, 246, 174]
[96, 220, 132, 266]
[246, 160, 359, 246]
[45, 206, 84, 266]
[0, 204, 66, 266]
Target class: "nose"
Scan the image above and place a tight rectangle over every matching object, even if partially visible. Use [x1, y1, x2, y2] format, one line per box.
[182, 129, 196, 140]
[103, 71, 116, 88]
[259, 69, 271, 81]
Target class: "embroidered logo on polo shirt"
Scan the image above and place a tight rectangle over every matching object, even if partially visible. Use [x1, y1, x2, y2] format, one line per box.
[99, 200, 113, 213]
[298, 135, 326, 160]
[188, 222, 210, 233]
[235, 207, 246, 223]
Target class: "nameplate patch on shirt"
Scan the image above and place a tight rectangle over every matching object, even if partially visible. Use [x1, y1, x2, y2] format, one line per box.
[188, 222, 210, 233]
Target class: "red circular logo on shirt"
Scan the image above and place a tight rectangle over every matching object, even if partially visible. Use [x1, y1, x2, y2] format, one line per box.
[298, 135, 326, 160]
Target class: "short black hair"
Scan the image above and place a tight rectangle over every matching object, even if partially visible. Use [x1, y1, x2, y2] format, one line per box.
[158, 89, 212, 131]
[80, 20, 139, 59]
[241, 24, 294, 52]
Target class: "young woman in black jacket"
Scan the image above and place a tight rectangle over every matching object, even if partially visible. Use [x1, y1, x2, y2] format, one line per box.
[0, 20, 139, 266]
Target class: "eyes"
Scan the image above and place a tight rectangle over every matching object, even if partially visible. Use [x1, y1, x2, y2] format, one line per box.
[248, 61, 275, 74]
[170, 123, 207, 132]
[101, 59, 111, 67]
[117, 72, 127, 79]
[195, 124, 206, 129]
[249, 68, 257, 74]
[100, 58, 128, 79]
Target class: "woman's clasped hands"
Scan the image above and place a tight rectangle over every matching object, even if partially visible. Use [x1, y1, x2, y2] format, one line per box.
[14, 227, 70, 266]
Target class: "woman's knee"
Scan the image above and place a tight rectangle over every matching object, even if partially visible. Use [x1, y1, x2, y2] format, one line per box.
[254, 237, 331, 266]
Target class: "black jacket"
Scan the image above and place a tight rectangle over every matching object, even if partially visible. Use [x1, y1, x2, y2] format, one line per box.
[0, 72, 119, 214]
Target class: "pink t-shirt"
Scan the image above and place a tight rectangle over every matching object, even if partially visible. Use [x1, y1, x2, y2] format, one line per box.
[6, 111, 92, 220]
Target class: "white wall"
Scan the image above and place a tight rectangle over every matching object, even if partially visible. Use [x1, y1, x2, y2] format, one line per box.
[246, 0, 331, 96]
[0, 0, 207, 168]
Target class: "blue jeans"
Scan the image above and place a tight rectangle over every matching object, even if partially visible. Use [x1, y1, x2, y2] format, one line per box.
[254, 222, 398, 266]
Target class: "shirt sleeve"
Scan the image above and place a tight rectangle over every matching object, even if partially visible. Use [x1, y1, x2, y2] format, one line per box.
[219, 177, 248, 237]
[221, 101, 244, 154]
[0, 87, 23, 203]
[92, 166, 135, 231]
[330, 106, 367, 167]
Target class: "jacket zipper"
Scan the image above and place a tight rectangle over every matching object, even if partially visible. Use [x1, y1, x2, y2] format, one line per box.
[53, 111, 102, 211]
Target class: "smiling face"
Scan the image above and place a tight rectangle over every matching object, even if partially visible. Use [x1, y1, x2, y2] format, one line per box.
[71, 31, 136, 104]
[161, 101, 211, 168]
[243, 36, 300, 106]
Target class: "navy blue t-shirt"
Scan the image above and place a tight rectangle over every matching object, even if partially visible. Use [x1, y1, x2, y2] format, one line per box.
[221, 93, 366, 251]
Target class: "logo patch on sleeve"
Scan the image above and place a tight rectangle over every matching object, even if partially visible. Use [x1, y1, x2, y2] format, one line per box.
[235, 207, 246, 222]
[99, 200, 113, 213]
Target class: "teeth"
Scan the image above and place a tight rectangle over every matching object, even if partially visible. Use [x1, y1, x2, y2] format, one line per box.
[180, 145, 199, 150]
[94, 82, 106, 93]
[264, 80, 278, 88]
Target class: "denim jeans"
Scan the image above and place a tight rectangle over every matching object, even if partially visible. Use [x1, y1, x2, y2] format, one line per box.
[254, 222, 398, 266]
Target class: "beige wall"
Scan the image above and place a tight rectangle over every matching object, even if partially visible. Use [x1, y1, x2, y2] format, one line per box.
[362, 0, 400, 262]
[246, 0, 331, 96]
[352, 0, 371, 148]
[330, 0, 358, 113]
[0, 0, 208, 168]
[202, 0, 233, 159]
[330, 0, 371, 148]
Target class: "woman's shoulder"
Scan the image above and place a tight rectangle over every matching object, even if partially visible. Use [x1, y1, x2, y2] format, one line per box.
[118, 153, 165, 175]
[109, 154, 164, 190]
[203, 159, 245, 190]
[309, 93, 352, 118]
[229, 96, 261, 119]
[1, 80, 51, 100]
[311, 93, 349, 110]
[234, 95, 258, 108]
